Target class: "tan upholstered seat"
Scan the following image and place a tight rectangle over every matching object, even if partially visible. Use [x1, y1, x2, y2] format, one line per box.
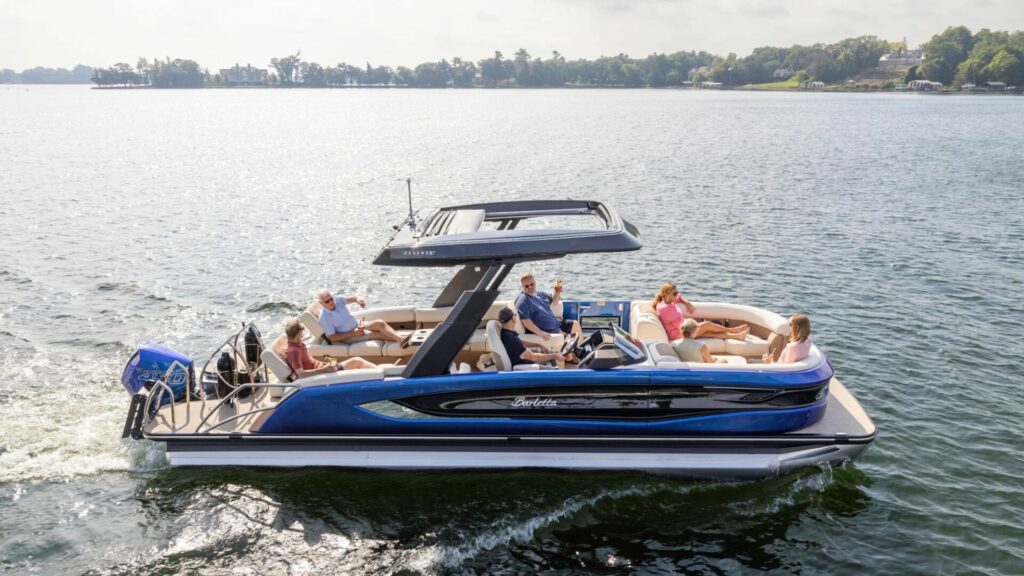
[653, 344, 824, 371]
[261, 348, 295, 383]
[485, 320, 543, 371]
[724, 335, 770, 357]
[630, 300, 786, 359]
[695, 338, 727, 354]
[294, 367, 386, 388]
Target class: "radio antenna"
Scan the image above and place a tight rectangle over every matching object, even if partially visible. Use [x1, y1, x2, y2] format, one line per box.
[391, 177, 419, 232]
[406, 177, 414, 221]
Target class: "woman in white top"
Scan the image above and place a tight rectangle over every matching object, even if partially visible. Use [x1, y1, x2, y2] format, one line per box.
[672, 319, 727, 364]
[762, 314, 813, 364]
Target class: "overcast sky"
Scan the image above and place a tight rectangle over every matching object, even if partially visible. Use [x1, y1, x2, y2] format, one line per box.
[3, 0, 1024, 70]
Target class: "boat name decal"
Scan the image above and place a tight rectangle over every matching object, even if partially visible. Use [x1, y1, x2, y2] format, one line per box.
[400, 250, 436, 257]
[511, 396, 558, 408]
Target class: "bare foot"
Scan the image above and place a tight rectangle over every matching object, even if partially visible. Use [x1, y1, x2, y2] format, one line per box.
[728, 325, 750, 341]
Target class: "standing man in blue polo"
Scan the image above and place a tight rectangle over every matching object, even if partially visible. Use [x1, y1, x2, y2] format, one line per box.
[514, 272, 584, 349]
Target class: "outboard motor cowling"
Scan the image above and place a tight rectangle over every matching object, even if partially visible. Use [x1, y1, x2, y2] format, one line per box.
[121, 343, 195, 406]
[216, 352, 237, 400]
[244, 325, 263, 372]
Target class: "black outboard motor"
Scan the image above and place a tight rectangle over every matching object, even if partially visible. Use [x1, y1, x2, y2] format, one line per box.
[216, 351, 236, 401]
[244, 324, 263, 373]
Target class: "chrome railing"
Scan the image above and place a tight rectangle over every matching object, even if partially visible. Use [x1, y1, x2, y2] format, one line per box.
[142, 359, 191, 428]
[194, 381, 301, 434]
[139, 322, 292, 435]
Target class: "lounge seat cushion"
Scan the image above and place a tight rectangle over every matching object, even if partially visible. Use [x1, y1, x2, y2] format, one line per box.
[415, 301, 512, 326]
[630, 301, 789, 350]
[696, 338, 727, 354]
[724, 335, 770, 357]
[295, 367, 386, 388]
[655, 345, 824, 371]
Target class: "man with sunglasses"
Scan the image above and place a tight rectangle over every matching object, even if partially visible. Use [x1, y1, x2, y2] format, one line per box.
[317, 289, 410, 346]
[514, 273, 583, 354]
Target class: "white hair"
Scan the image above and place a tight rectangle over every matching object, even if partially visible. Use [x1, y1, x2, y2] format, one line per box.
[317, 289, 332, 300]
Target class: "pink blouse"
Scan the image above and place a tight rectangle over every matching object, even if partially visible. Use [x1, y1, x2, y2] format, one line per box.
[779, 337, 813, 363]
[655, 295, 686, 341]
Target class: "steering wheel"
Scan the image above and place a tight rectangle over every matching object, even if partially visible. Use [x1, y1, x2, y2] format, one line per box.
[560, 332, 580, 358]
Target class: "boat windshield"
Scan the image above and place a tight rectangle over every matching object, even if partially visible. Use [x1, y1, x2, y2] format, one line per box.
[612, 325, 646, 363]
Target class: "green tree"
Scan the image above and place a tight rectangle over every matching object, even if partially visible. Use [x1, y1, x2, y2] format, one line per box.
[921, 26, 974, 84]
[983, 49, 1022, 83]
[450, 57, 477, 87]
[954, 58, 985, 85]
[513, 48, 531, 86]
[270, 52, 301, 84]
[478, 51, 506, 87]
[301, 62, 325, 86]
[903, 65, 921, 83]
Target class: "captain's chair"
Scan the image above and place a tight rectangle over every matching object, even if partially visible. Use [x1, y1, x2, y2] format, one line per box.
[261, 349, 296, 382]
[485, 320, 546, 371]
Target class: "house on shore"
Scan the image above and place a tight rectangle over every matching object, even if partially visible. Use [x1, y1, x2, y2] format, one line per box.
[908, 79, 942, 91]
[219, 64, 268, 86]
[879, 48, 925, 70]
[807, 81, 825, 90]
[699, 81, 723, 89]
[983, 81, 1007, 92]
[688, 66, 712, 82]
[772, 67, 794, 79]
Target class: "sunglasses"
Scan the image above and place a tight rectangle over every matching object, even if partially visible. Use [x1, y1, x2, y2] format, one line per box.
[523, 282, 535, 288]
[321, 296, 334, 305]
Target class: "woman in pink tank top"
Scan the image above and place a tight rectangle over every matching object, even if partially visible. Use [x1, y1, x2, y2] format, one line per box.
[651, 283, 750, 341]
[762, 314, 813, 364]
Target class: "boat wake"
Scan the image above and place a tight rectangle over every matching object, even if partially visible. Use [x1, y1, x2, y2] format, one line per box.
[0, 346, 167, 483]
[409, 483, 696, 572]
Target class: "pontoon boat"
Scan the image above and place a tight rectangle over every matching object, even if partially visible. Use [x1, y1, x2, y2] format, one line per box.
[121, 200, 875, 479]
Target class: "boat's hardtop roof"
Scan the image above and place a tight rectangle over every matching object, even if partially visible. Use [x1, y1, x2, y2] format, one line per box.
[373, 200, 641, 267]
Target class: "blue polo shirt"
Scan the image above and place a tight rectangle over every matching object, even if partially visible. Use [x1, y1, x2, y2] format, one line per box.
[515, 291, 560, 333]
[318, 295, 358, 335]
[500, 328, 529, 367]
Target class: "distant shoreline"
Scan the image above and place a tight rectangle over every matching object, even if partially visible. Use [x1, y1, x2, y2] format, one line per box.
[81, 84, 1022, 95]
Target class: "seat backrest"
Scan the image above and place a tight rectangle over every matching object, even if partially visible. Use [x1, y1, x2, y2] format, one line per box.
[485, 320, 511, 371]
[261, 349, 295, 382]
[301, 303, 326, 339]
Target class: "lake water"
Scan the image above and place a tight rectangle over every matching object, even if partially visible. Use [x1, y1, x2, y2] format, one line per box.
[1, 85, 1022, 574]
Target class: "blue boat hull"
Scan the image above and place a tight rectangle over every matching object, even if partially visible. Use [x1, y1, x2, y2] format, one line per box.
[259, 362, 832, 436]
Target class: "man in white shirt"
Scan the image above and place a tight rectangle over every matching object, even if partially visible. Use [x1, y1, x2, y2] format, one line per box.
[317, 289, 409, 346]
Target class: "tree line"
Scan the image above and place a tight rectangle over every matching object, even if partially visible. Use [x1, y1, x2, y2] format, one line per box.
[81, 25, 1024, 89]
[908, 26, 1024, 86]
[1, 65, 93, 84]
[90, 58, 205, 88]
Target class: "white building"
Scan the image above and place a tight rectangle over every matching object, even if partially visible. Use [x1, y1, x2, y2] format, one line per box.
[807, 81, 825, 90]
[688, 66, 712, 81]
[772, 67, 794, 79]
[908, 79, 942, 91]
[219, 64, 267, 86]
[879, 49, 925, 70]
[699, 81, 723, 89]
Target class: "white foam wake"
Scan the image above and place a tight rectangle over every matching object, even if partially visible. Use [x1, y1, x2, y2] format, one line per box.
[0, 347, 166, 483]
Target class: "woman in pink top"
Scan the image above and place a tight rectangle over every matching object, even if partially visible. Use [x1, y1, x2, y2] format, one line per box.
[762, 314, 813, 364]
[651, 283, 749, 341]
